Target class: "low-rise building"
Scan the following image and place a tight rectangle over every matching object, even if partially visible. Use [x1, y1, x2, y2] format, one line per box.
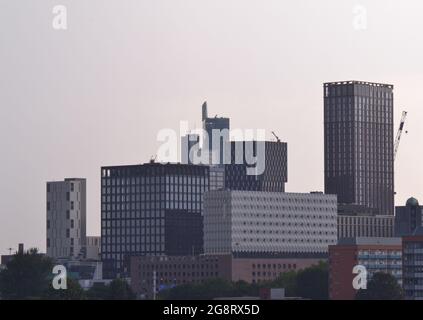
[130, 254, 323, 299]
[329, 237, 402, 300]
[402, 226, 423, 300]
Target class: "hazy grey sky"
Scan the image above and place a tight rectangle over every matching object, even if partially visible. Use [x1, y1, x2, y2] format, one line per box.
[1, 0, 423, 254]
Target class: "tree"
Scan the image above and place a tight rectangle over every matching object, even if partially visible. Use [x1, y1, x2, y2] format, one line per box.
[267, 270, 298, 297]
[355, 272, 403, 300]
[86, 283, 110, 300]
[84, 279, 135, 300]
[42, 277, 86, 300]
[0, 248, 53, 299]
[295, 261, 329, 300]
[108, 279, 136, 300]
[159, 278, 246, 300]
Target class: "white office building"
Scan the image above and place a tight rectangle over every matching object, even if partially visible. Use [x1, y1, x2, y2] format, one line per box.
[46, 178, 87, 259]
[204, 190, 338, 256]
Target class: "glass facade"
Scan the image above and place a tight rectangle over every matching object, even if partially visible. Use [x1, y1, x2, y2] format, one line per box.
[100, 163, 209, 277]
[225, 141, 288, 192]
[403, 237, 423, 299]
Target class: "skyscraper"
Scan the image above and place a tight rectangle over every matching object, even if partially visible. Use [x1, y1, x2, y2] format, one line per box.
[202, 101, 230, 165]
[324, 81, 394, 215]
[46, 178, 87, 259]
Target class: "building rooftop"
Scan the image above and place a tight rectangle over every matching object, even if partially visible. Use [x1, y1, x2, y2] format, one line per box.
[406, 197, 420, 207]
[338, 237, 401, 246]
[323, 80, 393, 88]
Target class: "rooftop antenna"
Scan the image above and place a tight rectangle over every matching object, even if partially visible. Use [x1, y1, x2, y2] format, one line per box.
[7, 247, 13, 255]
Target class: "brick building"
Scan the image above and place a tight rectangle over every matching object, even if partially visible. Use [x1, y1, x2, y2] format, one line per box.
[130, 254, 322, 299]
[329, 237, 402, 300]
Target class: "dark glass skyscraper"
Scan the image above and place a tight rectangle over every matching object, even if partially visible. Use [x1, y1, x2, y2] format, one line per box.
[100, 163, 209, 277]
[324, 81, 394, 215]
[224, 141, 288, 192]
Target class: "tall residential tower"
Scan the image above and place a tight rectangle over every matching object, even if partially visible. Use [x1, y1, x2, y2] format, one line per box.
[324, 81, 394, 215]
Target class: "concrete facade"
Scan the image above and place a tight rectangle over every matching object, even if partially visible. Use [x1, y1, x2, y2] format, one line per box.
[204, 190, 338, 256]
[46, 178, 86, 259]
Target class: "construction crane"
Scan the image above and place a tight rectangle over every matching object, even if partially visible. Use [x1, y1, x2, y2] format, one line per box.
[394, 111, 408, 160]
[271, 131, 281, 143]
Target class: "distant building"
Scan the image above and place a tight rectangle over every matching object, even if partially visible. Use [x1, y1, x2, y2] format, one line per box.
[55, 257, 104, 290]
[181, 133, 200, 165]
[130, 254, 322, 299]
[202, 101, 230, 165]
[329, 237, 402, 300]
[1, 243, 25, 266]
[324, 81, 395, 216]
[46, 178, 87, 259]
[402, 226, 423, 300]
[209, 165, 225, 191]
[224, 141, 288, 192]
[204, 190, 338, 257]
[101, 163, 209, 278]
[85, 236, 101, 261]
[337, 214, 394, 239]
[395, 197, 423, 237]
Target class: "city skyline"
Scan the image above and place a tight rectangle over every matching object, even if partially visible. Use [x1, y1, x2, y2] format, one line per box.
[2, 1, 423, 255]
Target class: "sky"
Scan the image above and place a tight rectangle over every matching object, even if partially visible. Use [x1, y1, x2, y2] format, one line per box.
[1, 0, 423, 255]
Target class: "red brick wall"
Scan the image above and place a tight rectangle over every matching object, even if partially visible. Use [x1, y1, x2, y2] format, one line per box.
[329, 245, 357, 300]
[231, 258, 324, 283]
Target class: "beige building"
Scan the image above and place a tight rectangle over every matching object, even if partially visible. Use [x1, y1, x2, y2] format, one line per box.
[337, 214, 394, 239]
[85, 236, 101, 260]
